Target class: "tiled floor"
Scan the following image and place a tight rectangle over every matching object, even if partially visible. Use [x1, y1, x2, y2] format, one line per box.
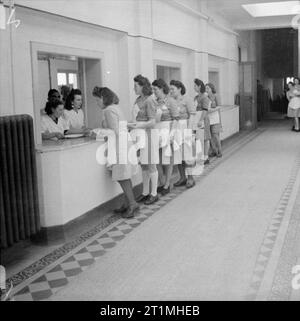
[4, 120, 300, 301]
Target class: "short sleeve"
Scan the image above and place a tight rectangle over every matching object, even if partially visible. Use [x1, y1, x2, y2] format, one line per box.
[145, 97, 156, 120]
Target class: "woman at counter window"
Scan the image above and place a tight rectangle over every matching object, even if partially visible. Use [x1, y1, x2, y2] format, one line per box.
[206, 83, 222, 158]
[194, 79, 211, 165]
[170, 80, 196, 189]
[128, 74, 159, 205]
[64, 89, 89, 134]
[92, 86, 140, 218]
[152, 79, 179, 196]
[41, 99, 70, 140]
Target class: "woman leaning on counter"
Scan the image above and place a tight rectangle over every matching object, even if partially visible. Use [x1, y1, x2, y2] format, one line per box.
[92, 86, 140, 218]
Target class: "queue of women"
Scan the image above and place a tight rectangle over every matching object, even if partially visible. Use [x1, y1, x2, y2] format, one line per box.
[41, 75, 223, 218]
[286, 77, 300, 132]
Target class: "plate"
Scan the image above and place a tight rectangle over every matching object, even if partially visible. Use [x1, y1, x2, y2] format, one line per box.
[64, 134, 85, 139]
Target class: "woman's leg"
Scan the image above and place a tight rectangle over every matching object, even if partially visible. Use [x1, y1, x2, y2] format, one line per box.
[144, 164, 159, 205]
[295, 117, 300, 130]
[135, 164, 150, 202]
[164, 164, 173, 189]
[214, 132, 222, 156]
[203, 140, 210, 164]
[118, 179, 137, 207]
[175, 163, 186, 185]
[118, 179, 139, 218]
[148, 164, 158, 197]
[157, 149, 166, 188]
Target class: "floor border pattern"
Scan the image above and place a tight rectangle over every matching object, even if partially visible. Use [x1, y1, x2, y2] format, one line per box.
[245, 150, 300, 301]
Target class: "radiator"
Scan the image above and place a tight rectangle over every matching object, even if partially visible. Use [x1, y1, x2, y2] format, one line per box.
[0, 114, 40, 248]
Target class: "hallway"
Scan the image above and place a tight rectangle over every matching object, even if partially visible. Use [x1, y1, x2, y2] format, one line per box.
[7, 120, 300, 301]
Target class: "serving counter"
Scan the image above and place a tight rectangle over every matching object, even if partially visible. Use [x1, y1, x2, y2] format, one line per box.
[36, 137, 141, 228]
[36, 105, 239, 229]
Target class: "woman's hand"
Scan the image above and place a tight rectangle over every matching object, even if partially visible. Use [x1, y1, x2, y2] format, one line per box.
[127, 123, 138, 130]
[89, 131, 97, 139]
[55, 132, 65, 139]
[83, 128, 92, 136]
[198, 121, 204, 129]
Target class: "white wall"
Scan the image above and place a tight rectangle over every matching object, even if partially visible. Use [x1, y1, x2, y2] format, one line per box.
[1, 1, 239, 122]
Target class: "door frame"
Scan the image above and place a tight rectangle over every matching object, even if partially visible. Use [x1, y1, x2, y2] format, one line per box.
[239, 61, 257, 130]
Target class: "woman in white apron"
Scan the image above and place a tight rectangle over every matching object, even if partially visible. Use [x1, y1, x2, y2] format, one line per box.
[194, 79, 211, 165]
[92, 86, 139, 218]
[128, 75, 159, 205]
[63, 89, 88, 133]
[170, 80, 197, 189]
[287, 78, 300, 132]
[206, 83, 223, 157]
[152, 79, 179, 196]
[41, 99, 70, 140]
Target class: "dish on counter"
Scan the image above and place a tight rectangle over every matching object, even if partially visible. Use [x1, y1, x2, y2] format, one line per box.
[64, 134, 85, 139]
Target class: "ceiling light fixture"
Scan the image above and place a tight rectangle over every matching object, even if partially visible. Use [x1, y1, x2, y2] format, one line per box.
[242, 1, 300, 17]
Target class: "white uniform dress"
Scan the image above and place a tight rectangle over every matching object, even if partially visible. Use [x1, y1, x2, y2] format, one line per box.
[134, 96, 158, 165]
[41, 115, 69, 134]
[288, 86, 300, 118]
[63, 109, 84, 129]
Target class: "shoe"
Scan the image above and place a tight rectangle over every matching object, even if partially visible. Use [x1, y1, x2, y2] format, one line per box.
[161, 186, 170, 196]
[204, 159, 210, 165]
[186, 180, 195, 189]
[136, 194, 149, 203]
[174, 179, 187, 187]
[122, 204, 140, 218]
[217, 153, 223, 158]
[157, 186, 164, 193]
[144, 194, 159, 205]
[113, 204, 128, 214]
[209, 152, 217, 158]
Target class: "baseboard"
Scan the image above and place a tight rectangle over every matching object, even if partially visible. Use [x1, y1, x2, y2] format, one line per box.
[31, 183, 143, 245]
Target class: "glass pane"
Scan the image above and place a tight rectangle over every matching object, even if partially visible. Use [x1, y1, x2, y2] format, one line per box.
[57, 73, 67, 86]
[68, 73, 77, 88]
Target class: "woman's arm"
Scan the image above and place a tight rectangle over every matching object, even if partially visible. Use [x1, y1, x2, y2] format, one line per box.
[42, 131, 64, 140]
[129, 98, 156, 129]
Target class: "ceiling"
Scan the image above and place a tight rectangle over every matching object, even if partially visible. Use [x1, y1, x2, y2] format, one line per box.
[207, 0, 299, 30]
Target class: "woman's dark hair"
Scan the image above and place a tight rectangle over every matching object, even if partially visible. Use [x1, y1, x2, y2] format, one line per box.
[47, 89, 60, 100]
[134, 74, 153, 96]
[61, 85, 71, 103]
[45, 99, 64, 116]
[152, 79, 169, 95]
[194, 79, 206, 94]
[92, 87, 119, 107]
[206, 83, 217, 94]
[65, 89, 82, 110]
[170, 80, 186, 95]
[294, 77, 300, 84]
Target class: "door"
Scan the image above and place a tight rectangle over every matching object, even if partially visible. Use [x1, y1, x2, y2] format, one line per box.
[239, 62, 257, 130]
